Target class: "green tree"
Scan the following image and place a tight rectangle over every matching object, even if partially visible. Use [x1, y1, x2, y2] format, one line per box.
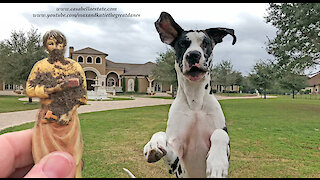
[278, 71, 308, 99]
[0, 27, 47, 102]
[249, 60, 275, 99]
[134, 76, 139, 92]
[122, 77, 126, 92]
[212, 60, 242, 93]
[241, 76, 256, 94]
[265, 3, 320, 74]
[152, 48, 177, 96]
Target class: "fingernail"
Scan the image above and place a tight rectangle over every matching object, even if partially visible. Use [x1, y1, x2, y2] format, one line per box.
[42, 152, 75, 178]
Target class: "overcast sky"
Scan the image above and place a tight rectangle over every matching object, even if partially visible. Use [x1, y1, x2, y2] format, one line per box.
[0, 3, 277, 76]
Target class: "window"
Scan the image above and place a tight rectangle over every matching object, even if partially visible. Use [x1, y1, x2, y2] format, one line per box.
[78, 56, 84, 63]
[154, 82, 161, 92]
[128, 79, 134, 92]
[87, 56, 93, 64]
[4, 84, 14, 90]
[96, 57, 101, 64]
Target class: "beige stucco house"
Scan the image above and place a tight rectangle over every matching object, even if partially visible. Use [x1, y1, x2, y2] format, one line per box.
[211, 84, 240, 93]
[69, 46, 170, 94]
[0, 46, 170, 95]
[305, 72, 320, 94]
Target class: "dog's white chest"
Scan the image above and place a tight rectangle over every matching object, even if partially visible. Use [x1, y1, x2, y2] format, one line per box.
[166, 109, 217, 176]
[183, 111, 213, 149]
[182, 111, 213, 177]
[166, 95, 225, 177]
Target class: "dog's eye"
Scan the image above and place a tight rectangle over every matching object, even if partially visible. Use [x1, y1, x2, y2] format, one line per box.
[178, 40, 190, 48]
[202, 38, 210, 48]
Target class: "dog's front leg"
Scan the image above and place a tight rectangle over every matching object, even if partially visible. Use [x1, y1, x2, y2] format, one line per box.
[144, 132, 185, 177]
[206, 129, 230, 178]
[144, 132, 168, 163]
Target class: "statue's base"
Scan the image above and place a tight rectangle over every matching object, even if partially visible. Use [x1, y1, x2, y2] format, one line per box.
[87, 90, 109, 100]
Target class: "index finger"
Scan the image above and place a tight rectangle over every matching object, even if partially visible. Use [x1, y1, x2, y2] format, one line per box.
[0, 129, 33, 178]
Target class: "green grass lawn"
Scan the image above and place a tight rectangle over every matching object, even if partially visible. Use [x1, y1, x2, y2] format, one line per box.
[0, 98, 319, 178]
[279, 94, 320, 100]
[0, 95, 134, 113]
[0, 96, 40, 113]
[220, 98, 320, 178]
[215, 92, 256, 97]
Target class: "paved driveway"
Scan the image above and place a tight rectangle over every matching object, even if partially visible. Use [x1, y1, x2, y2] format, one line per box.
[0, 95, 276, 131]
[0, 97, 174, 131]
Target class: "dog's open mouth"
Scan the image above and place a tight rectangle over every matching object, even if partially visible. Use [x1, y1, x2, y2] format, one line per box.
[185, 66, 207, 81]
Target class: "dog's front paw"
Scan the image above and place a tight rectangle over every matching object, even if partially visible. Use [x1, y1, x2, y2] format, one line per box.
[206, 148, 229, 178]
[206, 129, 229, 177]
[143, 132, 167, 163]
[206, 162, 228, 178]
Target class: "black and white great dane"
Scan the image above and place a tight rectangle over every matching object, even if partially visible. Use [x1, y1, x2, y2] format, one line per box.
[143, 12, 237, 178]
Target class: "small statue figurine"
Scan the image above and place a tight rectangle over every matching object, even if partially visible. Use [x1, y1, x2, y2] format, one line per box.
[26, 30, 87, 178]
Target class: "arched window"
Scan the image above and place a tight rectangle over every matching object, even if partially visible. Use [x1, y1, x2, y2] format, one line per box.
[128, 79, 134, 92]
[96, 57, 101, 64]
[78, 56, 84, 63]
[87, 56, 93, 64]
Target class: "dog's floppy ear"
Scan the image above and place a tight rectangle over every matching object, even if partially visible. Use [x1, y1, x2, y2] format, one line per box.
[205, 28, 237, 45]
[155, 12, 184, 46]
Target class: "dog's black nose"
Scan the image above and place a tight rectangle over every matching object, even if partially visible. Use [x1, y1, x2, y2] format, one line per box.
[186, 51, 201, 65]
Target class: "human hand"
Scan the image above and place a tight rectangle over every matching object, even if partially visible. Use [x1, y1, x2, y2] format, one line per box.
[0, 129, 76, 178]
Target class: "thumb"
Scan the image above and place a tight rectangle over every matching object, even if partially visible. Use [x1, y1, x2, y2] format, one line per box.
[24, 151, 76, 178]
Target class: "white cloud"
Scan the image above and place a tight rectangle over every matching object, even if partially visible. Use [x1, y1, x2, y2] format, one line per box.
[0, 3, 276, 75]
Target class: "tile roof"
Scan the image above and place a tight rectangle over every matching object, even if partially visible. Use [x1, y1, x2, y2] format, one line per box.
[106, 60, 156, 76]
[72, 47, 108, 56]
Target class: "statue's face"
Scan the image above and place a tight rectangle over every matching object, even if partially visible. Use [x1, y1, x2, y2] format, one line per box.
[46, 36, 64, 52]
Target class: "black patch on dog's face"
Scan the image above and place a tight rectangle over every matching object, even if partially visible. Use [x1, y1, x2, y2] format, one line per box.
[201, 35, 214, 68]
[173, 31, 191, 72]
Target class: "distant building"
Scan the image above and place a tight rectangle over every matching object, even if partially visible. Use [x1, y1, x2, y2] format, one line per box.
[2, 46, 244, 95]
[0, 83, 23, 92]
[211, 84, 240, 93]
[305, 72, 320, 94]
[69, 46, 170, 94]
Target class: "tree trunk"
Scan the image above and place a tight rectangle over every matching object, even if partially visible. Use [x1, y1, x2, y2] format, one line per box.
[292, 90, 295, 99]
[264, 91, 267, 99]
[29, 97, 33, 103]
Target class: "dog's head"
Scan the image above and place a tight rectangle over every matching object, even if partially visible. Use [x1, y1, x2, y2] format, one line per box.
[155, 12, 236, 82]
